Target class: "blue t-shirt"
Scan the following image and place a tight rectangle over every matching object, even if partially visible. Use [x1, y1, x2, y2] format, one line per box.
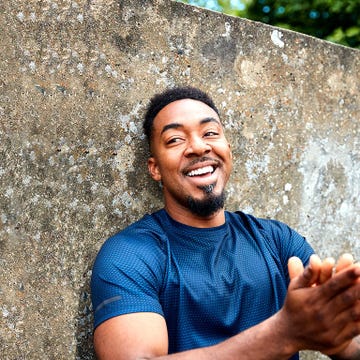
[91, 209, 314, 359]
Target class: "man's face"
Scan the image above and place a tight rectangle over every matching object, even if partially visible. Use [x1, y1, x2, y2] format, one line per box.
[147, 98, 232, 218]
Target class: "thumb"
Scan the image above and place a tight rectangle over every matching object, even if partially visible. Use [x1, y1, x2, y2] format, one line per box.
[288, 256, 304, 280]
[289, 254, 322, 290]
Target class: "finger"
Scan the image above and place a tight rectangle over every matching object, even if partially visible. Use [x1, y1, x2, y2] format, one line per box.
[319, 257, 335, 284]
[322, 340, 352, 358]
[329, 300, 360, 346]
[309, 254, 322, 282]
[321, 266, 360, 299]
[356, 263, 360, 284]
[289, 254, 322, 290]
[288, 256, 304, 280]
[331, 277, 360, 318]
[335, 253, 354, 273]
[333, 286, 360, 316]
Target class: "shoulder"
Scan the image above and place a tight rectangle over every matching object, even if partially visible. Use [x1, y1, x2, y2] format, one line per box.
[91, 210, 169, 297]
[226, 210, 292, 234]
[226, 210, 314, 262]
[93, 210, 169, 269]
[91, 211, 169, 329]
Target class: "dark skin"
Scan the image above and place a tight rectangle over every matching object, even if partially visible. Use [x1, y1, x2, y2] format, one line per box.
[94, 99, 360, 359]
[288, 254, 360, 359]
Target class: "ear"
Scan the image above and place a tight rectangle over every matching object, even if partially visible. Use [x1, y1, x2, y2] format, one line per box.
[228, 142, 233, 159]
[147, 156, 162, 182]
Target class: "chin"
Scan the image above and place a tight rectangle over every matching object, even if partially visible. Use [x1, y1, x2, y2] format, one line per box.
[187, 190, 225, 218]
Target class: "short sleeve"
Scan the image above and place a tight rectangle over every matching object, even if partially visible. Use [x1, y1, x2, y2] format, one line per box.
[91, 230, 166, 329]
[258, 218, 315, 280]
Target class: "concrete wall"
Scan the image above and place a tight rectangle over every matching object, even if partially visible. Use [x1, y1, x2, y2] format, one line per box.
[1, 0, 359, 359]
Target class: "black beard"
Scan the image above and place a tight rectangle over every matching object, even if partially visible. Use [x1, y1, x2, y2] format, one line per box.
[187, 187, 225, 217]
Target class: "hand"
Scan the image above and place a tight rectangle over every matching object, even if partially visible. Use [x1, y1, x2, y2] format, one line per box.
[288, 253, 355, 285]
[280, 256, 360, 355]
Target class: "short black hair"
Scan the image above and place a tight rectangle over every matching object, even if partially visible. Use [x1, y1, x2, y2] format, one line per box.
[143, 86, 219, 145]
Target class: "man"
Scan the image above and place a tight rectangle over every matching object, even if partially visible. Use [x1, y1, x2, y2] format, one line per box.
[91, 86, 360, 359]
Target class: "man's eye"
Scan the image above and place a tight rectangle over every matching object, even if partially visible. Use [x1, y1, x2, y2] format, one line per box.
[204, 131, 218, 137]
[166, 137, 182, 144]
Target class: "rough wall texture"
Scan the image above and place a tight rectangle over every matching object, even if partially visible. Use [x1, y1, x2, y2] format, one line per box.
[0, 0, 359, 359]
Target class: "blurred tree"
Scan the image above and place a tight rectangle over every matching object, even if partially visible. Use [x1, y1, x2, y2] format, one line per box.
[178, 0, 360, 48]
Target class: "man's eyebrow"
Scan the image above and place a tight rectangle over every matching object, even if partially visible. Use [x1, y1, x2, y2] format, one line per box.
[200, 117, 221, 125]
[160, 117, 221, 135]
[161, 123, 183, 135]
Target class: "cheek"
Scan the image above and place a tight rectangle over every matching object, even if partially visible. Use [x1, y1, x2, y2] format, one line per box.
[156, 155, 180, 176]
[222, 143, 232, 161]
[224, 147, 233, 176]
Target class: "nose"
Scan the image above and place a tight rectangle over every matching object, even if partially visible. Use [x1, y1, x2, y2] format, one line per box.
[184, 136, 211, 157]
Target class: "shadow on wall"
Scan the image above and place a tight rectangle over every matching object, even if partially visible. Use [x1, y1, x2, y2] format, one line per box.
[76, 266, 96, 360]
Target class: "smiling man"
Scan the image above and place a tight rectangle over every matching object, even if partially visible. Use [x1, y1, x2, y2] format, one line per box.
[146, 96, 232, 225]
[91, 86, 360, 360]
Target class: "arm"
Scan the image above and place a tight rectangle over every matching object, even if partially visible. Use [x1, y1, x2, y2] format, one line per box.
[94, 309, 297, 360]
[94, 262, 360, 360]
[94, 312, 168, 359]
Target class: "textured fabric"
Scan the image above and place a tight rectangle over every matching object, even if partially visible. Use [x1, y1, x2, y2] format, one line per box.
[91, 209, 314, 359]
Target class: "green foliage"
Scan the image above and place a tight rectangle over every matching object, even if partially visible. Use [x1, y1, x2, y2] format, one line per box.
[178, 0, 360, 49]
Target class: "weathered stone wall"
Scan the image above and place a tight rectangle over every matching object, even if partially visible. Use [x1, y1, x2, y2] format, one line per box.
[0, 0, 359, 359]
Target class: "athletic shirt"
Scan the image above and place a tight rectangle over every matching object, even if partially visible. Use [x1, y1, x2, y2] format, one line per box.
[91, 209, 314, 359]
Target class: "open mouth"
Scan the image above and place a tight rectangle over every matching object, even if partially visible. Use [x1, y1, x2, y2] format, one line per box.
[186, 165, 216, 177]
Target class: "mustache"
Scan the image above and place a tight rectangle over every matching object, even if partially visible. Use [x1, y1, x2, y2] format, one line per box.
[185, 156, 221, 168]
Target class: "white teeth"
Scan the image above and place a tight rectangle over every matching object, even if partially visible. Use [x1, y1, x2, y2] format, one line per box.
[187, 166, 214, 177]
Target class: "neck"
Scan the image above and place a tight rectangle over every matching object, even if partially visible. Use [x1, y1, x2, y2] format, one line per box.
[164, 204, 226, 228]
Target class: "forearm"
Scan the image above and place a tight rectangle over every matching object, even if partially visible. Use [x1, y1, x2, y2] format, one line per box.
[330, 336, 360, 360]
[149, 312, 297, 360]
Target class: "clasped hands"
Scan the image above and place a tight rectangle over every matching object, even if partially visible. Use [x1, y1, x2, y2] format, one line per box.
[282, 254, 360, 357]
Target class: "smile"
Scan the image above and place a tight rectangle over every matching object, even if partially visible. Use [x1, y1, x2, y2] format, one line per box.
[186, 166, 215, 177]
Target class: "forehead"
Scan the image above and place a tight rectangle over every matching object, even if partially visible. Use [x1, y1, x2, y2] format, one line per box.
[152, 99, 220, 132]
